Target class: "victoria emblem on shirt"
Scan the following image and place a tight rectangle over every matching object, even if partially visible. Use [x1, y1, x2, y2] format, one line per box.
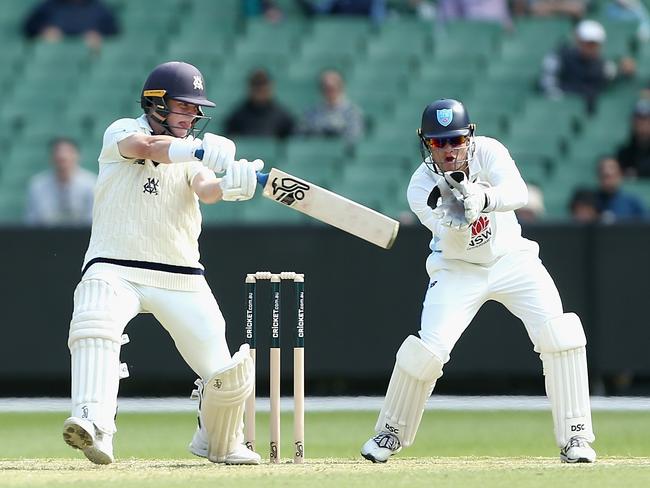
[468, 215, 492, 248]
[143, 177, 160, 196]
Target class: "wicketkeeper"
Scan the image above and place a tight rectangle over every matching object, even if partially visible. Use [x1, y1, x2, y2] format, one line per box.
[361, 99, 596, 464]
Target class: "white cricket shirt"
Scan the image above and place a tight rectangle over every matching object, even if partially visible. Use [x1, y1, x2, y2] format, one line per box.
[82, 115, 208, 291]
[407, 136, 538, 267]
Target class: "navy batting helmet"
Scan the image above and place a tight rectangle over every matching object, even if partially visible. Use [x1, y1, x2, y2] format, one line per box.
[418, 99, 475, 175]
[141, 61, 215, 137]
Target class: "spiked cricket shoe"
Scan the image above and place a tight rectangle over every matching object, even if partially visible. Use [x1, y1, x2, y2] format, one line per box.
[62, 417, 114, 465]
[189, 428, 260, 465]
[361, 432, 402, 463]
[560, 436, 596, 463]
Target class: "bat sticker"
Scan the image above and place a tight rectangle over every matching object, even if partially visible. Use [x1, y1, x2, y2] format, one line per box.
[271, 177, 310, 206]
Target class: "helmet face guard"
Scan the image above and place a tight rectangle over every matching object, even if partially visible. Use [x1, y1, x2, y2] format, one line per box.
[418, 126, 475, 175]
[140, 62, 216, 139]
[142, 90, 211, 138]
[418, 99, 475, 175]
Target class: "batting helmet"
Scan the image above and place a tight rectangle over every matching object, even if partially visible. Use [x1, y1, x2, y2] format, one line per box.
[140, 61, 215, 137]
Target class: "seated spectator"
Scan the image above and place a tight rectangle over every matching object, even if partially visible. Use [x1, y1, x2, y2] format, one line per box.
[539, 19, 636, 113]
[297, 0, 387, 24]
[515, 182, 545, 222]
[521, 0, 587, 20]
[23, 0, 119, 51]
[595, 156, 646, 221]
[436, 0, 512, 27]
[299, 69, 364, 145]
[224, 69, 296, 139]
[616, 98, 650, 178]
[25, 138, 96, 226]
[569, 187, 600, 222]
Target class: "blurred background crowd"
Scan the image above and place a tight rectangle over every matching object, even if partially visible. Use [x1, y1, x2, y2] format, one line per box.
[1, 0, 650, 226]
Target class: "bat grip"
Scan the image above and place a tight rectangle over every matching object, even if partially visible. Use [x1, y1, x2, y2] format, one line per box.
[193, 149, 268, 186]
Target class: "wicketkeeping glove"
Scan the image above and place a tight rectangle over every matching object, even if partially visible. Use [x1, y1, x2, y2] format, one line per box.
[443, 171, 490, 224]
[220, 159, 264, 201]
[431, 196, 471, 231]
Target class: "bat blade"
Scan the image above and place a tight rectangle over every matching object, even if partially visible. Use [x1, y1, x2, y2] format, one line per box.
[260, 168, 399, 249]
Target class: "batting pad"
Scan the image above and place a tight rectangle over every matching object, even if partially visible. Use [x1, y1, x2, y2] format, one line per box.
[375, 335, 443, 447]
[200, 344, 254, 463]
[69, 278, 123, 435]
[537, 313, 594, 446]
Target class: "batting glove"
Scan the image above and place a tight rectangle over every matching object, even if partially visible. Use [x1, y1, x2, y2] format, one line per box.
[199, 133, 236, 174]
[220, 159, 265, 201]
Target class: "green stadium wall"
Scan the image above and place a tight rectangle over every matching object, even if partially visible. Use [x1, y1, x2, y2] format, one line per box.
[0, 224, 648, 396]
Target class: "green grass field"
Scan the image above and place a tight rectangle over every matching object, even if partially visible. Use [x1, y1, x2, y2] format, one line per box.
[1, 410, 650, 487]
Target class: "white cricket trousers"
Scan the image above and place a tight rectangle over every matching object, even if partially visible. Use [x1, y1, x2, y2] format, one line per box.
[420, 249, 564, 364]
[70, 270, 231, 380]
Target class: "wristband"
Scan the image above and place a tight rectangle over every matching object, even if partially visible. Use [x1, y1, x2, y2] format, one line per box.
[168, 139, 200, 163]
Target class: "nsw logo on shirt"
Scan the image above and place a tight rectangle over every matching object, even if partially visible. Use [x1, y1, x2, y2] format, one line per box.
[467, 215, 492, 248]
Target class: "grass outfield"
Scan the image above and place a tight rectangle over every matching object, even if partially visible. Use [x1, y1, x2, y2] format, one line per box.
[1, 410, 649, 487]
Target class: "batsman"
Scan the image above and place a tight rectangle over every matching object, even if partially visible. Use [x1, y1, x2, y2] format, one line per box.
[361, 99, 596, 464]
[62, 62, 263, 465]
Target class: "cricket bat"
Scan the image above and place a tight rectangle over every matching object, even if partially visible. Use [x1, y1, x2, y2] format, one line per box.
[257, 168, 399, 249]
[193, 150, 399, 249]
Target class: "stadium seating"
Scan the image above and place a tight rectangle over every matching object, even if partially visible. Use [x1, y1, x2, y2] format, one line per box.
[0, 1, 647, 224]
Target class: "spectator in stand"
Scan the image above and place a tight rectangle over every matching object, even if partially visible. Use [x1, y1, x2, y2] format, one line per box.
[518, 0, 588, 20]
[299, 69, 364, 145]
[595, 156, 646, 221]
[515, 182, 545, 222]
[539, 19, 636, 113]
[569, 187, 600, 222]
[25, 138, 97, 226]
[23, 0, 119, 51]
[436, 0, 512, 27]
[297, 0, 387, 24]
[224, 69, 295, 139]
[616, 98, 650, 178]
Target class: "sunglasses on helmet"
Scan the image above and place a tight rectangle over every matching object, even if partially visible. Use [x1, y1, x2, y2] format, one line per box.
[425, 135, 468, 148]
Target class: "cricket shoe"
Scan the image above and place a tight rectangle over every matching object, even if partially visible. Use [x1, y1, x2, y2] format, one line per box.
[189, 428, 261, 465]
[361, 432, 402, 463]
[62, 417, 114, 465]
[560, 436, 596, 463]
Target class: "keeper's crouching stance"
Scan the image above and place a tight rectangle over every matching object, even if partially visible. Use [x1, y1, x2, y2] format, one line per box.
[361, 99, 595, 464]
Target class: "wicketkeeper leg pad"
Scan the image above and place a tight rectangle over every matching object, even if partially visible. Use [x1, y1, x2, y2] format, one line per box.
[375, 335, 443, 447]
[537, 313, 594, 446]
[200, 344, 255, 463]
[68, 278, 127, 435]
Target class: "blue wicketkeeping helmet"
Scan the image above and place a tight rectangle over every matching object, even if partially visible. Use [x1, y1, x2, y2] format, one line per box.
[418, 98, 476, 174]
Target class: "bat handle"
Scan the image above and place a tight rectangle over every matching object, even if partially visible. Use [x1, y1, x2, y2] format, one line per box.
[193, 149, 269, 186]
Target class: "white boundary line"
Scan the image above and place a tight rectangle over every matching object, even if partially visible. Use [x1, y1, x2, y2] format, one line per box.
[1, 396, 649, 413]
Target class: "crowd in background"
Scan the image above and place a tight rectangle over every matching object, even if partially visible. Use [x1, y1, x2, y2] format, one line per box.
[11, 0, 650, 226]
